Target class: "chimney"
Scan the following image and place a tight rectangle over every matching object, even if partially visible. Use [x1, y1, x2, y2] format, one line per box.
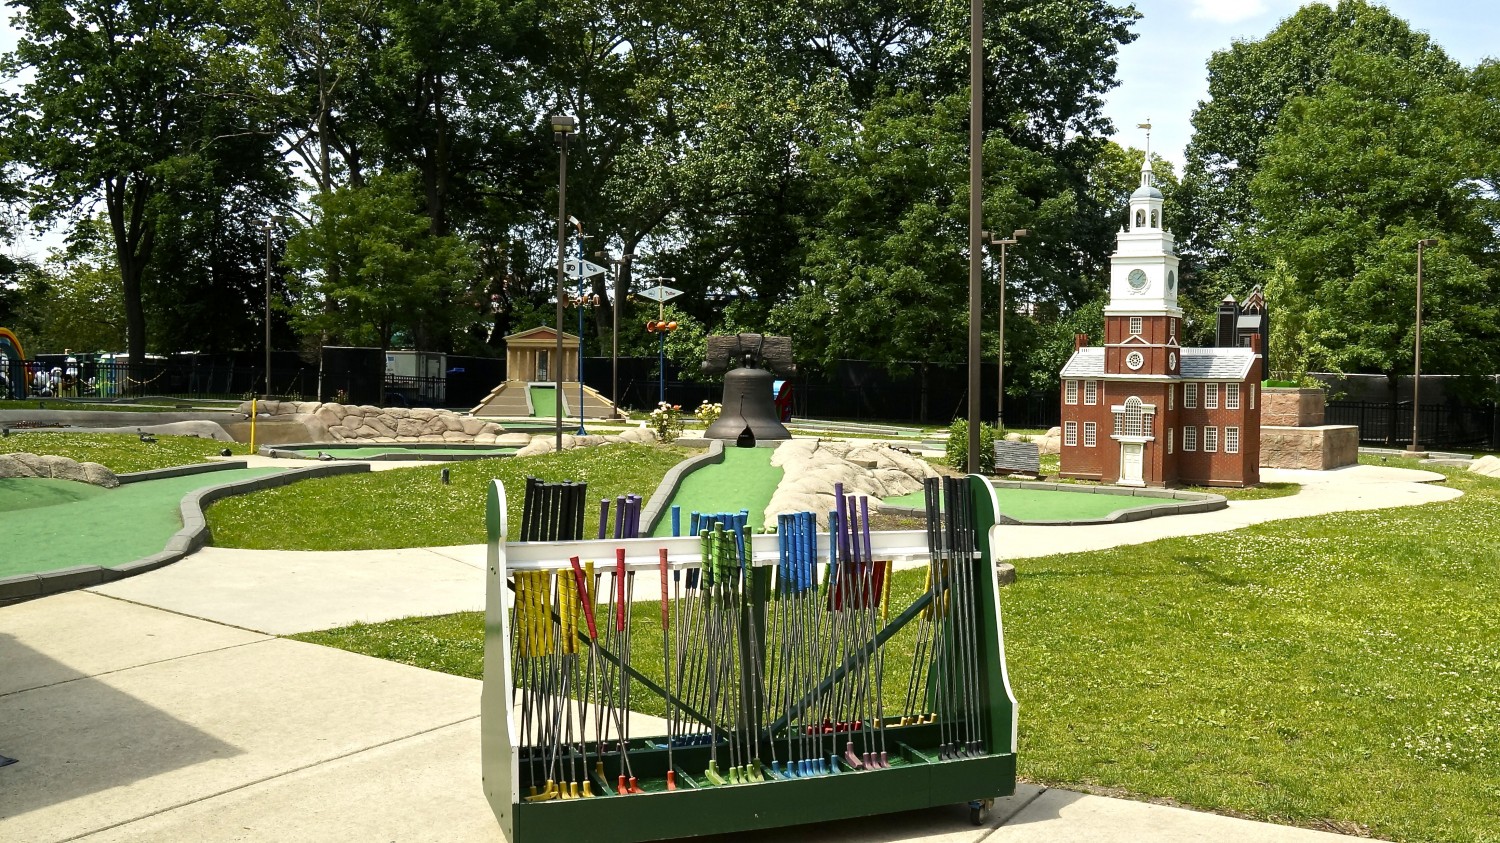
[1075, 333, 1089, 351]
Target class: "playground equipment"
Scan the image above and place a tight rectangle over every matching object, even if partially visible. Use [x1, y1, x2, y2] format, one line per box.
[0, 328, 25, 399]
[481, 473, 1018, 842]
[701, 334, 797, 443]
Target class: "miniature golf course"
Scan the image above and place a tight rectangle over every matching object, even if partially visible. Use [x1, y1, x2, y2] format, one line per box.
[0, 467, 282, 578]
[882, 486, 1160, 521]
[650, 446, 784, 537]
[527, 384, 562, 417]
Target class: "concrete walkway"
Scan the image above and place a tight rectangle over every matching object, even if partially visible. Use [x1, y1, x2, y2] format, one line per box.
[1, 464, 1454, 841]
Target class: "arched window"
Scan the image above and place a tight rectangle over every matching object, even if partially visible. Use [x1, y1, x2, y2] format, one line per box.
[1135, 209, 1145, 228]
[1150, 210, 1159, 228]
[1124, 396, 1144, 437]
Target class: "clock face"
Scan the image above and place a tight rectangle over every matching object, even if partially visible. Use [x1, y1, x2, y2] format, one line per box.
[1167, 270, 1177, 292]
[1128, 269, 1149, 293]
[1126, 351, 1145, 371]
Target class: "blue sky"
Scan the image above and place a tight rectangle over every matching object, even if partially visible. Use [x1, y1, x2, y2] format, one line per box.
[1103, 0, 1500, 170]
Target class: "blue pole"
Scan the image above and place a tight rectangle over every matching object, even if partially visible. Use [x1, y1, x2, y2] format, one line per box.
[658, 329, 665, 405]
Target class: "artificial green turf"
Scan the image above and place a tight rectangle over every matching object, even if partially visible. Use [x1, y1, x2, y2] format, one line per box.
[0, 432, 250, 473]
[883, 486, 1158, 522]
[206, 444, 692, 550]
[0, 467, 282, 576]
[649, 446, 784, 537]
[293, 462, 1500, 843]
[0, 477, 110, 512]
[528, 385, 560, 418]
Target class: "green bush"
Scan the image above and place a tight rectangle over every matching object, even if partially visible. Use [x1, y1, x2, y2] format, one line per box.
[945, 418, 1000, 474]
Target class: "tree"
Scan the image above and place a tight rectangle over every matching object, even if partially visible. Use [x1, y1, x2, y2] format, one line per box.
[1177, 0, 1457, 309]
[2, 0, 277, 365]
[1249, 51, 1500, 416]
[284, 171, 478, 349]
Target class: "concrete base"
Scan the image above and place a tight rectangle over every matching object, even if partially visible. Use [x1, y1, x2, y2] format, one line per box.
[1260, 424, 1359, 470]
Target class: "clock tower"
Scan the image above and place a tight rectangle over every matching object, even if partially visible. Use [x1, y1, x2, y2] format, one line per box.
[1103, 122, 1182, 378]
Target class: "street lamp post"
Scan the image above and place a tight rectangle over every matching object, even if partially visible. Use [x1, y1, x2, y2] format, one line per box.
[1409, 238, 1438, 453]
[984, 228, 1028, 430]
[551, 114, 576, 453]
[263, 214, 284, 399]
[965, 0, 984, 473]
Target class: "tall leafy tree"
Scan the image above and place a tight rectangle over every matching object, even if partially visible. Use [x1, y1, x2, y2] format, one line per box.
[2, 0, 277, 364]
[1249, 51, 1500, 411]
[1177, 0, 1457, 309]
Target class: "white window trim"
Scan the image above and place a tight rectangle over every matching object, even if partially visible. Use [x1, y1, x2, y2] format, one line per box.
[1065, 380, 1078, 405]
[1167, 427, 1174, 454]
[1129, 316, 1143, 337]
[1184, 426, 1197, 452]
[1168, 384, 1174, 411]
[1250, 385, 1256, 410]
[1084, 421, 1097, 447]
[1064, 421, 1078, 447]
[1226, 383, 1241, 410]
[1185, 383, 1198, 409]
[1205, 426, 1219, 453]
[1084, 380, 1098, 405]
[1226, 426, 1240, 454]
[1205, 383, 1220, 410]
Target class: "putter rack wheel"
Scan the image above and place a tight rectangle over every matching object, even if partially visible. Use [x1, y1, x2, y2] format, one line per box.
[969, 797, 994, 826]
[480, 475, 1020, 843]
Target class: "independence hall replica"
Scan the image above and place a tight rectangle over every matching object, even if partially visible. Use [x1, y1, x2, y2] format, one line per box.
[1058, 131, 1261, 487]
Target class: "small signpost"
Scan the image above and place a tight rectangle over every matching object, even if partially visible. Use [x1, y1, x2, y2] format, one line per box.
[562, 257, 609, 281]
[639, 282, 684, 404]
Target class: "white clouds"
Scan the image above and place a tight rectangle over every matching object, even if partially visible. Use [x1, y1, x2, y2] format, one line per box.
[1186, 0, 1333, 25]
[1187, 1, 1270, 24]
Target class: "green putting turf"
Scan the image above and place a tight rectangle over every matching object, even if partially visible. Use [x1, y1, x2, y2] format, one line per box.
[528, 385, 561, 418]
[883, 486, 1159, 522]
[0, 467, 283, 578]
[651, 447, 784, 537]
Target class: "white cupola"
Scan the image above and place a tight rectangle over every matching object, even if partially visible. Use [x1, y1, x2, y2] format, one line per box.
[1106, 120, 1182, 317]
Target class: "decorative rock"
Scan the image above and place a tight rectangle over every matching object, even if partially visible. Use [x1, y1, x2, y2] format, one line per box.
[442, 431, 469, 442]
[363, 417, 395, 438]
[1469, 454, 1500, 478]
[1035, 426, 1062, 456]
[395, 418, 425, 438]
[617, 427, 656, 445]
[764, 440, 937, 531]
[397, 436, 419, 443]
[0, 453, 119, 487]
[995, 563, 1016, 586]
[497, 433, 533, 447]
[419, 434, 447, 443]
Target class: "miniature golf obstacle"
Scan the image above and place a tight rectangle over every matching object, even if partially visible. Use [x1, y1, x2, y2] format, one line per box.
[700, 333, 796, 443]
[482, 473, 1018, 843]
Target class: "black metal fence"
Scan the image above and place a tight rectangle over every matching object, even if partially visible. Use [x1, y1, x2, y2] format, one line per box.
[1325, 400, 1499, 450]
[6, 349, 1059, 429]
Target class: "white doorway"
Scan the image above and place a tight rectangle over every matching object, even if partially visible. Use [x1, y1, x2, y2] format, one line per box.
[1119, 442, 1144, 486]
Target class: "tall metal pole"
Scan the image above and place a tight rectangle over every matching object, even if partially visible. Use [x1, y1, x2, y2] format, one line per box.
[611, 258, 621, 418]
[1409, 238, 1437, 453]
[996, 240, 1006, 429]
[575, 221, 587, 435]
[966, 0, 984, 473]
[554, 124, 571, 453]
[264, 221, 273, 399]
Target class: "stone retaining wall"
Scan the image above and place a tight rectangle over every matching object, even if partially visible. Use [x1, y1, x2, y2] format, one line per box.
[238, 401, 510, 444]
[1261, 388, 1326, 427]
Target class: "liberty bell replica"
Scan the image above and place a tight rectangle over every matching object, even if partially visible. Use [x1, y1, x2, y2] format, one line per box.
[701, 334, 796, 445]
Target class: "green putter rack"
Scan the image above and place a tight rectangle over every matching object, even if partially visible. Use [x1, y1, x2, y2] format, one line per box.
[480, 474, 1018, 843]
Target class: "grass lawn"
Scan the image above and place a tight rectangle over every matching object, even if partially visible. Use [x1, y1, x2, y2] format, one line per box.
[295, 461, 1500, 842]
[206, 443, 692, 550]
[0, 432, 249, 473]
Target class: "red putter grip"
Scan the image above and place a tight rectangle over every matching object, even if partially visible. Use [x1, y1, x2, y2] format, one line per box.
[658, 548, 670, 629]
[616, 548, 627, 632]
[569, 556, 597, 639]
